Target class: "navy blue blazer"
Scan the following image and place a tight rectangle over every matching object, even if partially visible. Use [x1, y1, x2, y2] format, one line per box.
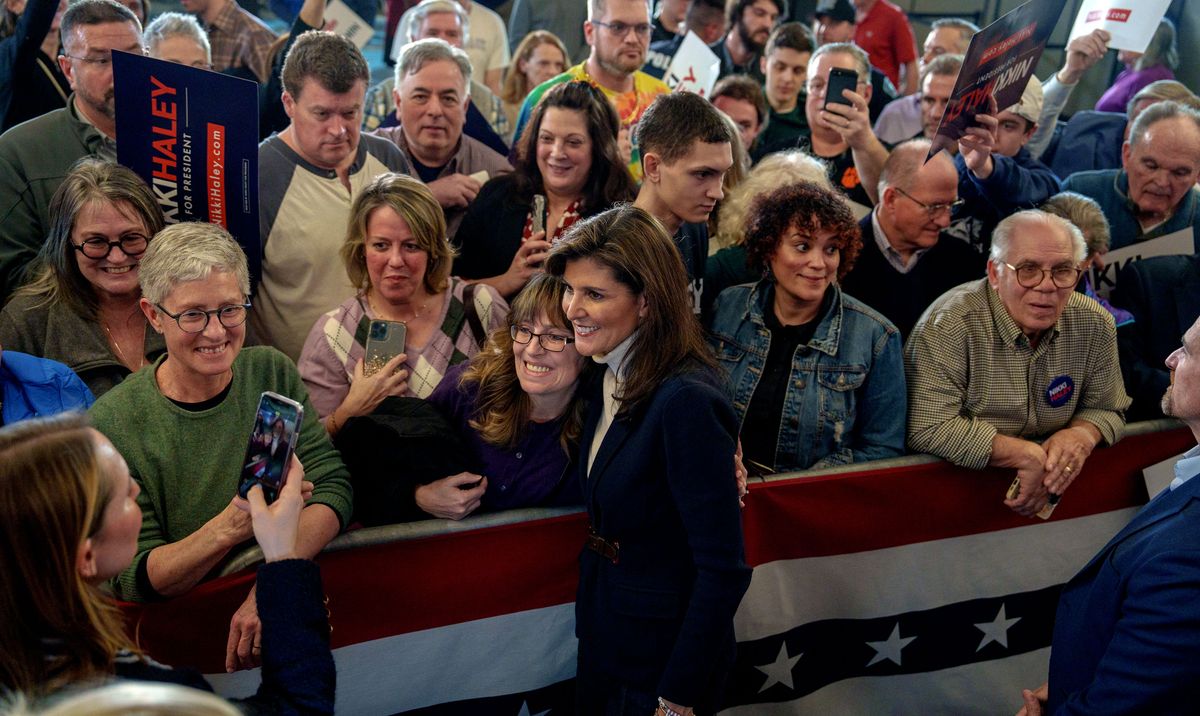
[1046, 464, 1200, 714]
[574, 364, 751, 709]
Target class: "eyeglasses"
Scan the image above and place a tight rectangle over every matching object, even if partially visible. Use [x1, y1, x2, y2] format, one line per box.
[893, 187, 964, 218]
[510, 324, 574, 352]
[591, 20, 652, 38]
[1001, 262, 1082, 289]
[61, 47, 146, 67]
[155, 303, 251, 333]
[73, 234, 150, 259]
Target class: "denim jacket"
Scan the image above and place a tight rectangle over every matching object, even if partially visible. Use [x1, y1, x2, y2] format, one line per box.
[709, 281, 907, 471]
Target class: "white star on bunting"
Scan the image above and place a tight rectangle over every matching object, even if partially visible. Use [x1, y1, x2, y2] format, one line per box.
[866, 623, 916, 667]
[974, 603, 1021, 651]
[754, 643, 803, 693]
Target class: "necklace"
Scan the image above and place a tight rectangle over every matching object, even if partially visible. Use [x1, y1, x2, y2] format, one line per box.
[367, 292, 430, 324]
[102, 319, 146, 370]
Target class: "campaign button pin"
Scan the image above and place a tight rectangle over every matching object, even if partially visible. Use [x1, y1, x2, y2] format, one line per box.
[1046, 375, 1074, 408]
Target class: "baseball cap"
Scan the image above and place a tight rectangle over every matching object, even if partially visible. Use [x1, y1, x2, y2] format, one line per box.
[815, 0, 855, 24]
[1003, 77, 1043, 125]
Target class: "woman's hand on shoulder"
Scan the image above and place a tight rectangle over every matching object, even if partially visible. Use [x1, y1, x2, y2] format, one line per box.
[341, 354, 409, 417]
[415, 472, 488, 520]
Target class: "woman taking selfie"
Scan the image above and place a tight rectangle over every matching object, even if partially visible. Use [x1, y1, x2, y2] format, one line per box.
[709, 182, 906, 474]
[452, 80, 635, 298]
[0, 413, 335, 710]
[0, 160, 166, 398]
[545, 206, 751, 715]
[297, 173, 507, 433]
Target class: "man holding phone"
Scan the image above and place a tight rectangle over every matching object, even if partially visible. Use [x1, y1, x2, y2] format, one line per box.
[801, 42, 889, 211]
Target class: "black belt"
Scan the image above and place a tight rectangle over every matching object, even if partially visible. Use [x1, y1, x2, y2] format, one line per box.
[586, 528, 619, 564]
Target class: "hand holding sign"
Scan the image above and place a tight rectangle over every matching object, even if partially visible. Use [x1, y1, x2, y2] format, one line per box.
[1058, 29, 1111, 85]
[1068, 0, 1170, 53]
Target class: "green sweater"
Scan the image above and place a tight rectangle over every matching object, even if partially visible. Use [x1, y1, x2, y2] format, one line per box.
[90, 346, 353, 602]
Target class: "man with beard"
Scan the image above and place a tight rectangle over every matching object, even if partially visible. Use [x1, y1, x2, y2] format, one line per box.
[513, 0, 669, 182]
[713, 0, 784, 82]
[0, 0, 141, 300]
[1015, 316, 1200, 715]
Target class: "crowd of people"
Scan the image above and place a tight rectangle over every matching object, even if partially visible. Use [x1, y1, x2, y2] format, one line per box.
[1, 0, 1200, 712]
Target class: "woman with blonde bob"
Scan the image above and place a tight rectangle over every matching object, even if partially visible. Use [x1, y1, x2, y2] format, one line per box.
[420, 273, 592, 519]
[545, 205, 751, 714]
[0, 160, 167, 397]
[0, 413, 335, 710]
[298, 173, 507, 435]
[499, 30, 568, 134]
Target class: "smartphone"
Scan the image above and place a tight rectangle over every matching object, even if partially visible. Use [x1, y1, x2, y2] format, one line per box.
[824, 67, 858, 108]
[238, 392, 303, 504]
[364, 319, 406, 377]
[531, 194, 546, 236]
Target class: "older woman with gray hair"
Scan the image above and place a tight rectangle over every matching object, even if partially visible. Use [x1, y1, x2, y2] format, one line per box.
[0, 159, 166, 397]
[89, 221, 352, 673]
[144, 11, 211, 69]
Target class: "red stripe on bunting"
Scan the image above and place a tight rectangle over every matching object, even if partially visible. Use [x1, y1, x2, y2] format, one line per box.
[120, 427, 1193, 674]
[741, 427, 1192, 565]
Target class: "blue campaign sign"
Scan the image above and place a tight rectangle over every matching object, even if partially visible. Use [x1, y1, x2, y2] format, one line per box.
[113, 52, 261, 285]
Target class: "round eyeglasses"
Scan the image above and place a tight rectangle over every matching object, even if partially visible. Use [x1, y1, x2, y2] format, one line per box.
[1002, 262, 1082, 289]
[510, 324, 574, 352]
[73, 235, 149, 259]
[155, 303, 251, 333]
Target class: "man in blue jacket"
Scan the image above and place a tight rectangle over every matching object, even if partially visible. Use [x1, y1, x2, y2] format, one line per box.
[0, 342, 93, 425]
[1017, 315, 1200, 714]
[1063, 100, 1200, 253]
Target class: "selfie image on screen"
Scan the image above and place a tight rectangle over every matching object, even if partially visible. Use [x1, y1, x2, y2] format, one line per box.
[238, 395, 300, 502]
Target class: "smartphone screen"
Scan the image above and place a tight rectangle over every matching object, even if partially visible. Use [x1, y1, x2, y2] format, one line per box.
[824, 67, 859, 108]
[238, 392, 303, 504]
[364, 319, 407, 377]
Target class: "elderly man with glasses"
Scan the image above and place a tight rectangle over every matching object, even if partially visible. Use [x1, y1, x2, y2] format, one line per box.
[904, 210, 1130, 518]
[840, 139, 984, 338]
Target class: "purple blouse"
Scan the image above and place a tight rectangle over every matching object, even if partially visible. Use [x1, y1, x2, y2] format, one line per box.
[1095, 65, 1175, 114]
[427, 362, 580, 511]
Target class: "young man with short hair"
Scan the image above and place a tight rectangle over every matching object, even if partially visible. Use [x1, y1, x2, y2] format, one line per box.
[751, 21, 814, 161]
[633, 93, 733, 316]
[710, 75, 768, 157]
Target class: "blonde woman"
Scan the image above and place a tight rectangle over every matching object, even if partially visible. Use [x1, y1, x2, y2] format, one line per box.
[297, 173, 507, 434]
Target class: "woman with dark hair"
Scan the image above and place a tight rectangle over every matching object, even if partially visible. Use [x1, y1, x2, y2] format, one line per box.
[0, 413, 335, 710]
[452, 80, 636, 298]
[545, 205, 750, 715]
[0, 0, 69, 131]
[709, 182, 906, 475]
[416, 273, 592, 519]
[0, 159, 166, 397]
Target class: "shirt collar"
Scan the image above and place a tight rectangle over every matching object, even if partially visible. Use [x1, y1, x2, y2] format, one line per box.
[871, 208, 926, 274]
[1171, 443, 1200, 490]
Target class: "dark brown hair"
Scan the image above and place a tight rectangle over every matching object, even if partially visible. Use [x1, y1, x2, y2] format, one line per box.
[282, 30, 369, 99]
[742, 182, 862, 281]
[513, 80, 635, 212]
[545, 205, 716, 416]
